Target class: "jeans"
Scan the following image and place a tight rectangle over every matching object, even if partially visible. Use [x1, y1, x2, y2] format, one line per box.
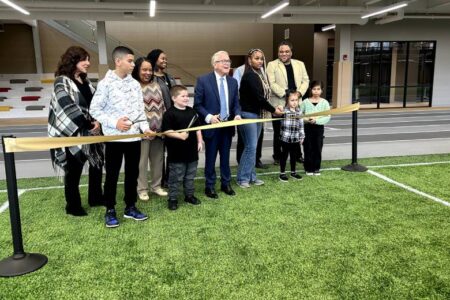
[168, 161, 198, 200]
[236, 125, 264, 164]
[237, 111, 262, 184]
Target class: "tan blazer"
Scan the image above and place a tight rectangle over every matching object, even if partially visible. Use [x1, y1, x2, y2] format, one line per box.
[266, 58, 310, 107]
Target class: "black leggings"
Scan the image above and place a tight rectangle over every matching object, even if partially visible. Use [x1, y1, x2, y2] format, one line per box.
[303, 124, 324, 172]
[280, 141, 298, 173]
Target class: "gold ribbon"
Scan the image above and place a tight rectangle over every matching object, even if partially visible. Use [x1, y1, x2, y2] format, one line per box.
[3, 103, 359, 153]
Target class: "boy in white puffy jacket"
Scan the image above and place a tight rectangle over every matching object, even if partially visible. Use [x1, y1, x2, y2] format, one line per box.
[90, 46, 153, 228]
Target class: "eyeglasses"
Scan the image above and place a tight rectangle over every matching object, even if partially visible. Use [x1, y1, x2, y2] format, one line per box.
[215, 60, 232, 65]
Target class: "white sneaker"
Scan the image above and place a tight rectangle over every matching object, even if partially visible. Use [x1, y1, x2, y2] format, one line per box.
[238, 182, 251, 188]
[138, 192, 149, 201]
[153, 187, 168, 197]
[251, 179, 265, 186]
[306, 172, 314, 176]
[314, 172, 321, 176]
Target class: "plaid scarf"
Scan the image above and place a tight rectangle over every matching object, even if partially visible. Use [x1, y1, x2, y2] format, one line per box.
[48, 76, 104, 175]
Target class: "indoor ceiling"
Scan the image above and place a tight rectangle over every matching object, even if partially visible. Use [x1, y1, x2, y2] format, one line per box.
[0, 0, 449, 24]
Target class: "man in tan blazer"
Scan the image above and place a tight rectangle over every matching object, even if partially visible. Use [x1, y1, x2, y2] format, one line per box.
[266, 40, 310, 164]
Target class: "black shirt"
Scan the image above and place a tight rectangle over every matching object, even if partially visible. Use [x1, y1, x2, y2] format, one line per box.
[162, 106, 200, 163]
[74, 79, 93, 108]
[239, 71, 275, 114]
[284, 63, 297, 91]
[74, 79, 94, 130]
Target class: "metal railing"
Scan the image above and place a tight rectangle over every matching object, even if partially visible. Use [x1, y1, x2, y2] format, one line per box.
[48, 20, 197, 83]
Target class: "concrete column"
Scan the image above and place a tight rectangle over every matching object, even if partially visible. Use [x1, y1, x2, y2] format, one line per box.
[31, 21, 43, 74]
[389, 46, 398, 103]
[96, 21, 109, 79]
[332, 24, 353, 108]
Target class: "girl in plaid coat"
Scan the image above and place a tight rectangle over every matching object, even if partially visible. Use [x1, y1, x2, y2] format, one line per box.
[279, 90, 305, 182]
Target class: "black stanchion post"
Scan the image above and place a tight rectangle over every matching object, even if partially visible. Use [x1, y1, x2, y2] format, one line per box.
[0, 135, 47, 277]
[341, 104, 368, 172]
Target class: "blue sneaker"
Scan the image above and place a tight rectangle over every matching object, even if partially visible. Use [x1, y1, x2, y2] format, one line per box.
[105, 209, 119, 228]
[124, 206, 148, 221]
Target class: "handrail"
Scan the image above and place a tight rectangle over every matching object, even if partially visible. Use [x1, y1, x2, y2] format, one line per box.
[167, 63, 197, 83]
[80, 20, 145, 58]
[48, 20, 198, 83]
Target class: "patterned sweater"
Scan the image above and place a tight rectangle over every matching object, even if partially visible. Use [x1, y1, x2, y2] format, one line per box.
[142, 82, 166, 132]
[300, 97, 331, 125]
[90, 70, 149, 142]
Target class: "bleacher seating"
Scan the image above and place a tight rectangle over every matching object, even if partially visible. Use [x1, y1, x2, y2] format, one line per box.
[25, 87, 44, 92]
[0, 73, 195, 119]
[0, 73, 60, 118]
[22, 96, 41, 101]
[25, 105, 46, 111]
[10, 79, 28, 84]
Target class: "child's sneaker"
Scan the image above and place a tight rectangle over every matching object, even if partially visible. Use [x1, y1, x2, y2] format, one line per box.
[184, 195, 201, 205]
[291, 172, 303, 180]
[279, 174, 289, 182]
[168, 199, 178, 210]
[305, 172, 314, 176]
[105, 209, 120, 228]
[314, 170, 321, 176]
[124, 206, 148, 221]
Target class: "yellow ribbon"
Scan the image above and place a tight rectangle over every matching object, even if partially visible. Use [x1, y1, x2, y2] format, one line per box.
[3, 103, 359, 153]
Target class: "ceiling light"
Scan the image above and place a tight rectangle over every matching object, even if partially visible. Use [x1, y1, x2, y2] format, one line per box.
[149, 0, 156, 18]
[0, 0, 30, 15]
[261, 0, 289, 19]
[361, 1, 408, 19]
[322, 24, 336, 31]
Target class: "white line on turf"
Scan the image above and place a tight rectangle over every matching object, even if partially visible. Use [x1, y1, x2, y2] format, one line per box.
[368, 170, 450, 207]
[0, 167, 344, 195]
[0, 190, 24, 213]
[1, 161, 450, 195]
[1, 161, 449, 212]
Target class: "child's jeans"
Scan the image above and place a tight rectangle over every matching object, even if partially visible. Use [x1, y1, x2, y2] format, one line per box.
[168, 161, 198, 200]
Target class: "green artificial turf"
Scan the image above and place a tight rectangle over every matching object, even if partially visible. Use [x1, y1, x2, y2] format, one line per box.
[374, 164, 450, 201]
[1, 153, 450, 191]
[0, 157, 449, 299]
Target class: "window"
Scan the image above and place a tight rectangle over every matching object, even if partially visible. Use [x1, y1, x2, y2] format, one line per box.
[353, 41, 436, 108]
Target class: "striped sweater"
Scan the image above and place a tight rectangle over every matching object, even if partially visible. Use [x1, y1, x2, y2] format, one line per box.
[142, 82, 166, 132]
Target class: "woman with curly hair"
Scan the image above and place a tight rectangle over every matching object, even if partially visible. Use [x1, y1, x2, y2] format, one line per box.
[132, 57, 168, 201]
[48, 46, 104, 216]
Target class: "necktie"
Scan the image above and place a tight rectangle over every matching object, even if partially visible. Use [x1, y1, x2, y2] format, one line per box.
[219, 77, 228, 120]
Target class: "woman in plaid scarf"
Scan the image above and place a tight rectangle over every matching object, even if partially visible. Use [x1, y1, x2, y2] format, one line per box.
[48, 46, 104, 216]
